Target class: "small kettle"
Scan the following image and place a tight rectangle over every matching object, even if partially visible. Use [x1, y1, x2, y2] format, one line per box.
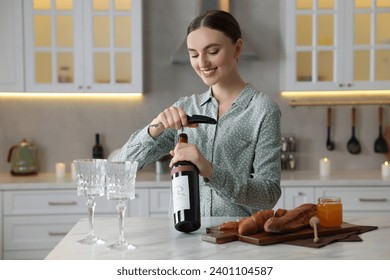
[7, 138, 38, 175]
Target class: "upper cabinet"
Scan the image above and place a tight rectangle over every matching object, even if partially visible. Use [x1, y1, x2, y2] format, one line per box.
[23, 0, 143, 93]
[282, 0, 390, 91]
[0, 0, 24, 91]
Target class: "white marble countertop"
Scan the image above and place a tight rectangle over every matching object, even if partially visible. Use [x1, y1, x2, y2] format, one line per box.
[1, 170, 389, 191]
[45, 215, 390, 260]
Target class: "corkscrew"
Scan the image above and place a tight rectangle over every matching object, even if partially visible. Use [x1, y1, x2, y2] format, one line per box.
[149, 114, 217, 128]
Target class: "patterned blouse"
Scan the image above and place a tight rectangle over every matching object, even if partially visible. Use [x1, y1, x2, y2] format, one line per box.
[116, 83, 282, 217]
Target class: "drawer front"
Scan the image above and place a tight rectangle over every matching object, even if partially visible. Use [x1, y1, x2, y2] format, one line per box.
[315, 187, 390, 211]
[150, 188, 170, 214]
[3, 190, 116, 215]
[3, 215, 81, 251]
[128, 188, 150, 217]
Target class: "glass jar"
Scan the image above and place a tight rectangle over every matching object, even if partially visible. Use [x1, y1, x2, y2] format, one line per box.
[317, 196, 343, 227]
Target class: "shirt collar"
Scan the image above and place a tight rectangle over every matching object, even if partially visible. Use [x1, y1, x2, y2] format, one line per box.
[199, 83, 257, 109]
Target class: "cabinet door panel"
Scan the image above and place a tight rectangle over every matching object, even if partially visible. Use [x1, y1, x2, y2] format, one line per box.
[284, 187, 315, 209]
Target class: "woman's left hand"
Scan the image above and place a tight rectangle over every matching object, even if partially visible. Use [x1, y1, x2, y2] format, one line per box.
[169, 143, 213, 179]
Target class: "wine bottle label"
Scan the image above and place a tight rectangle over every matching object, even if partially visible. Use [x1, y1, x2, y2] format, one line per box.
[172, 175, 190, 213]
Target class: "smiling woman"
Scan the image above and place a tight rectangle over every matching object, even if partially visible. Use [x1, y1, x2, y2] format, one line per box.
[115, 10, 282, 218]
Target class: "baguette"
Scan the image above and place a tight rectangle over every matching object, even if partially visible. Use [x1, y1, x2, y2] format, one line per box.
[274, 208, 288, 218]
[219, 221, 240, 231]
[263, 203, 317, 233]
[238, 209, 274, 236]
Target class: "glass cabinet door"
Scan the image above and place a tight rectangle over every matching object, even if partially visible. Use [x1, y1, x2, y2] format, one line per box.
[23, 0, 143, 93]
[350, 0, 390, 87]
[293, 0, 338, 89]
[284, 0, 390, 90]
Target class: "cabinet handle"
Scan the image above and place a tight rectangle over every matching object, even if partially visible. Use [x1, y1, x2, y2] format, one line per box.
[48, 231, 68, 236]
[78, 85, 83, 89]
[339, 83, 344, 87]
[298, 192, 305, 196]
[359, 198, 387, 202]
[347, 83, 352, 87]
[87, 86, 91, 89]
[48, 201, 77, 206]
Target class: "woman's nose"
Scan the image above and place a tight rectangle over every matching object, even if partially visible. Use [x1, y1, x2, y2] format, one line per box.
[199, 54, 210, 68]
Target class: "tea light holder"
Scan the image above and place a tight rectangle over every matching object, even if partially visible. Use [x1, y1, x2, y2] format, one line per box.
[319, 157, 331, 177]
[56, 162, 66, 178]
[382, 161, 390, 178]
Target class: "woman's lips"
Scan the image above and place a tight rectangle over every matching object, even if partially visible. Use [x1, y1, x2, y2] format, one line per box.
[201, 67, 217, 77]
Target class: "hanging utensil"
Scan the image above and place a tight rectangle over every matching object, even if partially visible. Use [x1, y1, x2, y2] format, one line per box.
[374, 107, 388, 153]
[347, 107, 361, 155]
[326, 107, 335, 151]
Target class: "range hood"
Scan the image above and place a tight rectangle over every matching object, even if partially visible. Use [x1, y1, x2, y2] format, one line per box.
[170, 0, 259, 64]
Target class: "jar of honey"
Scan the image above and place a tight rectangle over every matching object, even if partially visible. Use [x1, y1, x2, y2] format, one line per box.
[317, 196, 343, 227]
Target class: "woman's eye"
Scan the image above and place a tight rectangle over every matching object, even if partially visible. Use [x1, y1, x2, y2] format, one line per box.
[209, 49, 219, 55]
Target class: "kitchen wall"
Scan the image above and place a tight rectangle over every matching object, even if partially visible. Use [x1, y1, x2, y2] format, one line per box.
[0, 0, 388, 173]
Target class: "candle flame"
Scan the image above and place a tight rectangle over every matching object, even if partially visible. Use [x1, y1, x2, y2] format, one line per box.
[385, 161, 389, 166]
[323, 157, 328, 162]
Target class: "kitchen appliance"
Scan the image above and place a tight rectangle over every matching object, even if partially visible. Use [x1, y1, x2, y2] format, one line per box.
[7, 138, 38, 175]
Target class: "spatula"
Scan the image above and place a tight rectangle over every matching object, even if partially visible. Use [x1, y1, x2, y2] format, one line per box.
[347, 107, 361, 155]
[374, 107, 388, 153]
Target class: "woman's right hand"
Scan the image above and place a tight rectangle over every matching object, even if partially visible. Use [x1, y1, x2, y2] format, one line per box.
[148, 106, 196, 138]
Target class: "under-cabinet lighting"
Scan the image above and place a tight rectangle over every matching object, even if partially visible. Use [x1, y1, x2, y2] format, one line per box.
[0, 92, 143, 100]
[281, 90, 390, 99]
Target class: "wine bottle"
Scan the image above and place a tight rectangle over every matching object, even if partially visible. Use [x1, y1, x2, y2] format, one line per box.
[171, 132, 201, 233]
[92, 133, 104, 159]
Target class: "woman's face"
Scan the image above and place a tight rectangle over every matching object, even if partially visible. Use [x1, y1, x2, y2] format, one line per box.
[187, 27, 242, 86]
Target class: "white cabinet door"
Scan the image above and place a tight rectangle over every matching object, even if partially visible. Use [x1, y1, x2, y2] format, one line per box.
[149, 188, 170, 217]
[282, 0, 390, 91]
[284, 187, 315, 209]
[0, 0, 24, 91]
[128, 188, 150, 217]
[23, 0, 143, 93]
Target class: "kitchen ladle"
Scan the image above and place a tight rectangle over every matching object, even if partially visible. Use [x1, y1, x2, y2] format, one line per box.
[309, 216, 320, 243]
[374, 107, 388, 153]
[326, 107, 335, 151]
[347, 107, 361, 155]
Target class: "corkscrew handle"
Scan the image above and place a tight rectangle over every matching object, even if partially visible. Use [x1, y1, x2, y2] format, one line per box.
[187, 114, 217, 125]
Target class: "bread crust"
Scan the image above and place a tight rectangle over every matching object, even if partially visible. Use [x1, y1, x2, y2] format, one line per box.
[263, 203, 317, 233]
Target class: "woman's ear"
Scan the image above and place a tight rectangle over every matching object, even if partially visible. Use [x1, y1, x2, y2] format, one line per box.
[234, 38, 243, 59]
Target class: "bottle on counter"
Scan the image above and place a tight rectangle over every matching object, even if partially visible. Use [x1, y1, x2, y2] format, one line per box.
[92, 133, 104, 159]
[171, 132, 201, 233]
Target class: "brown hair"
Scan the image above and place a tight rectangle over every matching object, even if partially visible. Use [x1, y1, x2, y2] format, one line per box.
[187, 10, 242, 43]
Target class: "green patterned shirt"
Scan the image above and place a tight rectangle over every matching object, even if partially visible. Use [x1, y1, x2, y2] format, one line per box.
[116, 83, 281, 216]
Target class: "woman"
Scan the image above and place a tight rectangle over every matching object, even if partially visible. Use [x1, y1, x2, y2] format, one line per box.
[116, 10, 281, 216]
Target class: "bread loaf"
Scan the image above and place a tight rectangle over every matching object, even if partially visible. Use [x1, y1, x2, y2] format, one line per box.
[238, 209, 274, 236]
[219, 221, 240, 231]
[263, 203, 317, 233]
[274, 208, 288, 218]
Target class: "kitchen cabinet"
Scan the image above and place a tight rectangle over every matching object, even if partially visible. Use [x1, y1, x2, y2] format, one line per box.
[0, 183, 169, 260]
[2, 189, 118, 260]
[282, 0, 390, 91]
[283, 187, 315, 209]
[0, 0, 24, 91]
[315, 186, 390, 216]
[23, 0, 143, 93]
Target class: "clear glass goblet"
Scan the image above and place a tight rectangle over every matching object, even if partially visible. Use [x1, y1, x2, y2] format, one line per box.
[74, 159, 106, 245]
[106, 161, 138, 250]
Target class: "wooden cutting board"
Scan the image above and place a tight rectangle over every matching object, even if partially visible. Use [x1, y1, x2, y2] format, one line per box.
[202, 222, 373, 246]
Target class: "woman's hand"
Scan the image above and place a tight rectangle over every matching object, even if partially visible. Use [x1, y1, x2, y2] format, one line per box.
[148, 106, 197, 138]
[169, 142, 213, 179]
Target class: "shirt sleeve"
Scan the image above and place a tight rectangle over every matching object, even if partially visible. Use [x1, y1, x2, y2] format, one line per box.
[115, 126, 176, 170]
[205, 105, 282, 210]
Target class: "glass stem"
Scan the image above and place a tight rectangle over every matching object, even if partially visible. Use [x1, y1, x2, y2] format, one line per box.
[117, 200, 127, 243]
[86, 196, 96, 238]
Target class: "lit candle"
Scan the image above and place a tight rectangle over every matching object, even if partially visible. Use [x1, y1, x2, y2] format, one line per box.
[319, 157, 331, 177]
[382, 161, 390, 177]
[55, 162, 66, 179]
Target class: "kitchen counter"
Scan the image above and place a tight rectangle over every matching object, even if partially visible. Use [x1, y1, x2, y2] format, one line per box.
[0, 170, 389, 190]
[45, 215, 390, 260]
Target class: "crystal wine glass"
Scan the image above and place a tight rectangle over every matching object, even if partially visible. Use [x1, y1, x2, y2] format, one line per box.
[105, 161, 138, 250]
[74, 159, 106, 245]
